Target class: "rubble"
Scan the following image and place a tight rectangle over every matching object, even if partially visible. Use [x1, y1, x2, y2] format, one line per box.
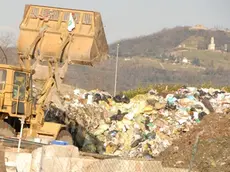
[56, 86, 230, 158]
[158, 113, 230, 172]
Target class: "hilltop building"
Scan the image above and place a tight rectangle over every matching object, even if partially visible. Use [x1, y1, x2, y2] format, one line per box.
[189, 24, 208, 31]
[182, 57, 189, 64]
[208, 37, 215, 51]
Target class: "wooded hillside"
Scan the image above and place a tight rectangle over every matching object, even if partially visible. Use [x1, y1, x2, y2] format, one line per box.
[1, 26, 230, 93]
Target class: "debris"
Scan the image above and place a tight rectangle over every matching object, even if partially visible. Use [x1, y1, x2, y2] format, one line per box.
[53, 86, 230, 158]
[158, 114, 230, 172]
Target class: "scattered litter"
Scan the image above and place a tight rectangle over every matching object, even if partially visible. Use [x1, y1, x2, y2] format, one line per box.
[55, 86, 230, 158]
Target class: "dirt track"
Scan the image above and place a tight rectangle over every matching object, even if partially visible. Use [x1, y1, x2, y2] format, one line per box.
[157, 113, 230, 172]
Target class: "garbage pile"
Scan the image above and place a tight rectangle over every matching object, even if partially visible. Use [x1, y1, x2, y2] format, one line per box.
[61, 86, 230, 158]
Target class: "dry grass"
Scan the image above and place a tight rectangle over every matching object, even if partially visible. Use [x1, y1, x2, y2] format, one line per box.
[180, 50, 230, 69]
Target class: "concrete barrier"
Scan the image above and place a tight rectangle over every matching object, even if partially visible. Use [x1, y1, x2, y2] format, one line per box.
[5, 151, 31, 172]
[0, 149, 6, 172]
[4, 146, 195, 172]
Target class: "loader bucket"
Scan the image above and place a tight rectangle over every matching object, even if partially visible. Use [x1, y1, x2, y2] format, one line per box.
[17, 4, 109, 66]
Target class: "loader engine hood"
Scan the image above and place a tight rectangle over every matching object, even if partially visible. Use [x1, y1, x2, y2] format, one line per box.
[17, 4, 109, 66]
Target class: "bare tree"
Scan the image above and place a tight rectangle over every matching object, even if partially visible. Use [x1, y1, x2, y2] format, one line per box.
[0, 32, 16, 64]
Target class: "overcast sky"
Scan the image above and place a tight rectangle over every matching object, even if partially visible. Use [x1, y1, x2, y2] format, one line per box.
[0, 0, 229, 43]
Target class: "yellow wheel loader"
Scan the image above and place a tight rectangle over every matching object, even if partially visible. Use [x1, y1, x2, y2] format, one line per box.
[0, 4, 108, 144]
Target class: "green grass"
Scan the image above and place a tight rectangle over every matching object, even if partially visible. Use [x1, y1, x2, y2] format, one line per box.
[122, 84, 183, 98]
[123, 83, 230, 99]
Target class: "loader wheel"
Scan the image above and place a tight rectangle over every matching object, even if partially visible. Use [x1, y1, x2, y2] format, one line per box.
[56, 130, 73, 145]
[0, 121, 15, 137]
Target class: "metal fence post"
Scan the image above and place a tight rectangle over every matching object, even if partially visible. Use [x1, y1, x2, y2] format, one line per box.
[113, 43, 119, 97]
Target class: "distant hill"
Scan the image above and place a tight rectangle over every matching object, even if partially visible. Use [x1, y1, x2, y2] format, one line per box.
[2, 26, 230, 94]
[109, 26, 230, 57]
[64, 56, 230, 93]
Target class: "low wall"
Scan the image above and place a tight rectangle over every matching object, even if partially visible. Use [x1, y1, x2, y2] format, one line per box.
[4, 145, 193, 172]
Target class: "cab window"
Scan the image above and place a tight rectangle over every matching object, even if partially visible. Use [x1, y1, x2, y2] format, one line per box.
[12, 72, 26, 101]
[0, 69, 6, 90]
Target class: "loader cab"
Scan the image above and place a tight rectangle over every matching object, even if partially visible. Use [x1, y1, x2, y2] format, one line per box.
[0, 64, 33, 119]
[12, 71, 26, 102]
[12, 71, 28, 115]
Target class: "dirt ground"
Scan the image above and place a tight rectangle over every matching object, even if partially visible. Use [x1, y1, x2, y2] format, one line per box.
[157, 113, 230, 172]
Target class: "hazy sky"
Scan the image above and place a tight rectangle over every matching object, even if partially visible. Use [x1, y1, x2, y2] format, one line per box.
[0, 0, 229, 43]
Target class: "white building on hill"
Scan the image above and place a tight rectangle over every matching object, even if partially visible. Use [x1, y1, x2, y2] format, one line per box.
[208, 37, 215, 51]
[182, 57, 189, 64]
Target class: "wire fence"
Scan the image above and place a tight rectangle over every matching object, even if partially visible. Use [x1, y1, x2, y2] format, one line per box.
[32, 146, 190, 172]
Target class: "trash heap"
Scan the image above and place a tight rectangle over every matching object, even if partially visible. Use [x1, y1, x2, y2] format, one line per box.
[61, 86, 230, 158]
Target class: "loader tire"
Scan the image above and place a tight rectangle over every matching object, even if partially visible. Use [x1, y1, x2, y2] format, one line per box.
[0, 121, 15, 137]
[56, 130, 73, 145]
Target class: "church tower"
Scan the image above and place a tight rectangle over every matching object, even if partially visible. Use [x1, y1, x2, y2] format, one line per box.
[208, 37, 215, 50]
